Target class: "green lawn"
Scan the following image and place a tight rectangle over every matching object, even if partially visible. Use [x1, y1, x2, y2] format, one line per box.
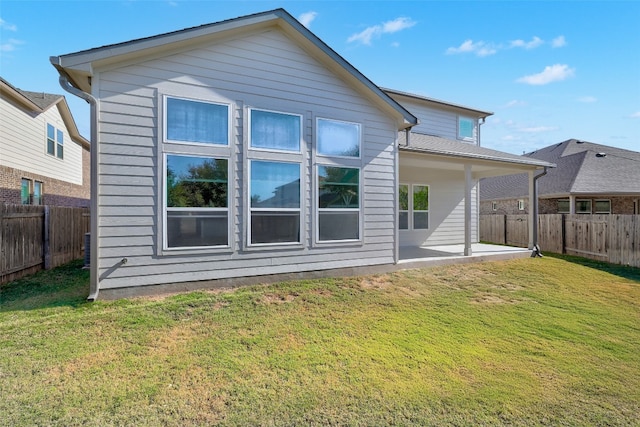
[1, 256, 639, 426]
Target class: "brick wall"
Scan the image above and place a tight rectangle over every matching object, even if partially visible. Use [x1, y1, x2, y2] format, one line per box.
[0, 147, 90, 207]
[482, 196, 639, 215]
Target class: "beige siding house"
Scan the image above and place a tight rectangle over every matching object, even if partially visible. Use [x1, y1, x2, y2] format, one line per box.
[51, 9, 552, 299]
[0, 77, 90, 206]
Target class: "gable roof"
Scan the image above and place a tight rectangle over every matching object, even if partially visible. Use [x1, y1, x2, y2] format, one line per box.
[0, 76, 90, 149]
[383, 88, 493, 118]
[51, 8, 417, 130]
[401, 133, 553, 168]
[480, 139, 640, 200]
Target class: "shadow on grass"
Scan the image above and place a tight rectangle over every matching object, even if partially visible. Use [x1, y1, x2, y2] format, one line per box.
[0, 259, 90, 312]
[545, 252, 640, 283]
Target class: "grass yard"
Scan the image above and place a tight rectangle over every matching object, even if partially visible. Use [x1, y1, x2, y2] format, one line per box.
[1, 255, 639, 426]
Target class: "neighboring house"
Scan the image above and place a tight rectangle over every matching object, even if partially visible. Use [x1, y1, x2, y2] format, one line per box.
[51, 8, 552, 299]
[0, 77, 90, 207]
[480, 139, 640, 215]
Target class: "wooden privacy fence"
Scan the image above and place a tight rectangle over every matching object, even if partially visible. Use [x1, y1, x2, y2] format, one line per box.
[0, 205, 90, 284]
[480, 214, 640, 268]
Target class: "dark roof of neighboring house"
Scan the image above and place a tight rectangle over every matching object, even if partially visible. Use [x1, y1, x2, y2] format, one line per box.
[480, 139, 640, 199]
[401, 133, 554, 168]
[16, 90, 64, 111]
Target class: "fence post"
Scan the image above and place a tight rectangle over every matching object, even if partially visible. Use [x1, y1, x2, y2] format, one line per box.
[44, 205, 51, 270]
[503, 214, 507, 245]
[561, 214, 566, 254]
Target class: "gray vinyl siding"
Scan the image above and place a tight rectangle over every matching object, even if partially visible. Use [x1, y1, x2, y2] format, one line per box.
[389, 97, 479, 145]
[93, 28, 398, 290]
[399, 164, 478, 247]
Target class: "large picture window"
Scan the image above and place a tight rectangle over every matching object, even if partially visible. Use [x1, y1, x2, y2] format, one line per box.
[317, 166, 360, 241]
[165, 97, 228, 145]
[165, 154, 228, 249]
[317, 118, 360, 158]
[250, 109, 301, 152]
[250, 160, 301, 245]
[398, 184, 429, 230]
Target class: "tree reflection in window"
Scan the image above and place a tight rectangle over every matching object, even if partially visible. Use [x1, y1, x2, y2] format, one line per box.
[167, 156, 228, 208]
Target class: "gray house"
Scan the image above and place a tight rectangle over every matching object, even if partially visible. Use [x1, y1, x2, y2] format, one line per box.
[51, 9, 551, 299]
[480, 139, 640, 215]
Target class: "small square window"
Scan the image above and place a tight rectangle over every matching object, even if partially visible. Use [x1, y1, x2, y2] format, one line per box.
[458, 117, 475, 141]
[576, 200, 592, 214]
[558, 199, 570, 213]
[594, 200, 611, 214]
[492, 201, 497, 211]
[518, 199, 525, 211]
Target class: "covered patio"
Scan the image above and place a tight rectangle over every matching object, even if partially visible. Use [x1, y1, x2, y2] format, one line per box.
[398, 242, 531, 270]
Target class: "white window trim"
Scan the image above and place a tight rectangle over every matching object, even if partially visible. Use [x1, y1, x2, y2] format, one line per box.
[46, 123, 64, 160]
[315, 117, 362, 160]
[316, 164, 362, 244]
[247, 159, 303, 248]
[163, 95, 231, 147]
[594, 199, 611, 214]
[162, 153, 231, 251]
[248, 107, 303, 154]
[458, 116, 475, 142]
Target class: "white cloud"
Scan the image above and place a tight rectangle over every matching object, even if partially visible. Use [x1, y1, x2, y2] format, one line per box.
[504, 100, 527, 108]
[578, 96, 597, 103]
[552, 35, 567, 48]
[631, 111, 640, 118]
[0, 38, 24, 52]
[382, 17, 416, 33]
[510, 36, 543, 49]
[446, 39, 497, 57]
[0, 18, 17, 31]
[298, 11, 318, 28]
[347, 16, 416, 45]
[517, 64, 575, 85]
[501, 134, 521, 141]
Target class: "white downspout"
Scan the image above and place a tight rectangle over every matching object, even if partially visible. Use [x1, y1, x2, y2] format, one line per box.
[55, 72, 100, 301]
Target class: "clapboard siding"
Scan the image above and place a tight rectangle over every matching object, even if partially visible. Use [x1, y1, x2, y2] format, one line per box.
[399, 162, 479, 247]
[387, 96, 479, 145]
[93, 25, 398, 290]
[0, 97, 84, 185]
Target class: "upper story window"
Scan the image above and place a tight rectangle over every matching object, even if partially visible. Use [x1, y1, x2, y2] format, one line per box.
[164, 154, 229, 249]
[47, 124, 64, 159]
[165, 96, 229, 145]
[317, 118, 360, 158]
[249, 109, 301, 152]
[458, 116, 475, 142]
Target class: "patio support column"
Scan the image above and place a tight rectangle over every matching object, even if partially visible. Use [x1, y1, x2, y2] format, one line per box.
[528, 170, 535, 249]
[569, 195, 576, 214]
[464, 164, 472, 256]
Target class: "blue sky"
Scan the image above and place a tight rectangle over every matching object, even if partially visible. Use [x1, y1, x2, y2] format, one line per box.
[1, 0, 639, 155]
